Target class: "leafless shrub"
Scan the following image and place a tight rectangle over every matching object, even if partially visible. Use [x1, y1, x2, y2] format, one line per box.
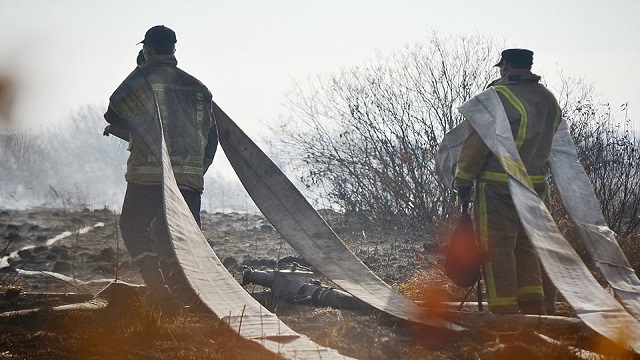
[0, 130, 48, 203]
[273, 33, 639, 243]
[556, 76, 640, 236]
[272, 32, 502, 231]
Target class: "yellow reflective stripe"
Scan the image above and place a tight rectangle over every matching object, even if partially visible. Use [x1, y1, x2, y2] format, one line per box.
[479, 185, 519, 308]
[479, 171, 547, 184]
[553, 104, 561, 132]
[518, 285, 544, 297]
[151, 84, 170, 147]
[147, 155, 203, 163]
[498, 155, 533, 189]
[484, 262, 498, 300]
[454, 168, 476, 181]
[529, 175, 547, 184]
[494, 85, 528, 148]
[477, 182, 489, 253]
[488, 297, 519, 307]
[172, 166, 204, 175]
[151, 84, 168, 109]
[195, 92, 204, 125]
[485, 263, 519, 307]
[128, 165, 203, 175]
[480, 171, 508, 182]
[151, 84, 206, 127]
[128, 166, 162, 174]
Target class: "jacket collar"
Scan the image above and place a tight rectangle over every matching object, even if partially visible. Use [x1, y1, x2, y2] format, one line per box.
[494, 69, 541, 85]
[144, 54, 178, 67]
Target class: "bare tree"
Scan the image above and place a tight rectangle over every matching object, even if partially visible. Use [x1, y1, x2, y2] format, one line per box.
[556, 76, 640, 236]
[272, 32, 501, 229]
[0, 131, 49, 204]
[273, 33, 639, 239]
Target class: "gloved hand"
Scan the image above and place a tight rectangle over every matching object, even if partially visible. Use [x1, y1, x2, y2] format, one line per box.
[103, 125, 111, 136]
[456, 186, 472, 204]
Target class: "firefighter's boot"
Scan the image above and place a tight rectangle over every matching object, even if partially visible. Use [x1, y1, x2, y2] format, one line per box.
[519, 299, 546, 315]
[160, 260, 200, 307]
[136, 255, 179, 315]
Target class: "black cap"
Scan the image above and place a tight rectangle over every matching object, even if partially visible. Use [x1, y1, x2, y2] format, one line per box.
[139, 25, 177, 46]
[494, 48, 533, 67]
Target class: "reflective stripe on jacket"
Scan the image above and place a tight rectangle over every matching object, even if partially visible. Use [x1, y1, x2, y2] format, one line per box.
[107, 54, 217, 191]
[453, 69, 561, 188]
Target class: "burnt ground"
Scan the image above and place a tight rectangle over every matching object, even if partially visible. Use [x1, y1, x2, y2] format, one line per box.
[0, 208, 635, 359]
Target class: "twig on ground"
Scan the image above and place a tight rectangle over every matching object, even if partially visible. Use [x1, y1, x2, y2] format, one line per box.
[114, 210, 120, 282]
[72, 228, 79, 281]
[238, 304, 246, 334]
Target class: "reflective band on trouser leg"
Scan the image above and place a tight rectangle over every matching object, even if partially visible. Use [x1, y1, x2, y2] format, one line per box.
[476, 181, 518, 313]
[517, 285, 544, 298]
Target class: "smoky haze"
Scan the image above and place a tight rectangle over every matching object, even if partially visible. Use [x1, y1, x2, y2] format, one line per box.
[0, 105, 259, 213]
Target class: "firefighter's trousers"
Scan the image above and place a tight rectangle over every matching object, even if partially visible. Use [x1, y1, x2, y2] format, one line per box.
[475, 180, 550, 314]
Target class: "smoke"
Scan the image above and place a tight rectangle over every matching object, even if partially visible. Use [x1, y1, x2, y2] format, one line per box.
[0, 105, 258, 213]
[0, 106, 126, 210]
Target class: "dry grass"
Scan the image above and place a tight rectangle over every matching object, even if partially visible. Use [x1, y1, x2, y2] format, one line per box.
[0, 293, 280, 360]
[2, 209, 640, 359]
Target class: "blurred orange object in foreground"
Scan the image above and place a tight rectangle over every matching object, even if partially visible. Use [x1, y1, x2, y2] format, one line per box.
[0, 73, 16, 123]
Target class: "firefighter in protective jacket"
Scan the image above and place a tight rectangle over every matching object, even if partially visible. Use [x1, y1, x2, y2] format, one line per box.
[453, 49, 561, 314]
[104, 25, 217, 311]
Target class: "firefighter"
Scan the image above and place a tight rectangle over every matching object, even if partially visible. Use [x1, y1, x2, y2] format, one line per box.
[103, 50, 146, 141]
[454, 49, 561, 314]
[103, 25, 218, 311]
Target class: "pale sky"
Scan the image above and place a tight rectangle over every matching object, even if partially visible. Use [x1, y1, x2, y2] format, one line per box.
[1, 0, 639, 135]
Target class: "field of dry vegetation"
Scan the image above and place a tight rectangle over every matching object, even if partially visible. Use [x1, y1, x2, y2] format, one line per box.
[1, 208, 638, 360]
